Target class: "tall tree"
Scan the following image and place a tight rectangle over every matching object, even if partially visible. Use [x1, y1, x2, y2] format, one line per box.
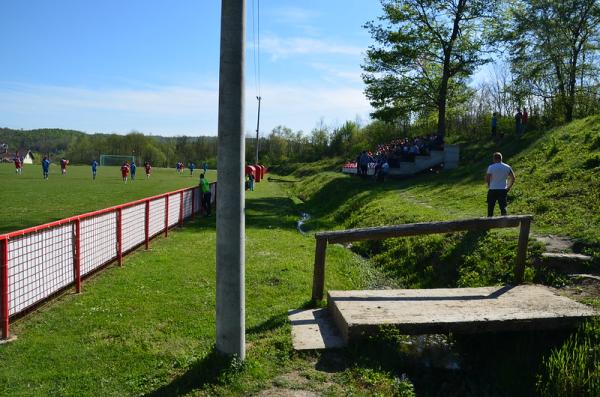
[505, 0, 600, 122]
[363, 0, 497, 136]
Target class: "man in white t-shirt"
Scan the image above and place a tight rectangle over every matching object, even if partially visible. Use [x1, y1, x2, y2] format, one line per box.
[485, 152, 516, 216]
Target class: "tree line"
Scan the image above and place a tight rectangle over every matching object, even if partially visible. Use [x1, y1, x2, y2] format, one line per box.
[362, 0, 600, 137]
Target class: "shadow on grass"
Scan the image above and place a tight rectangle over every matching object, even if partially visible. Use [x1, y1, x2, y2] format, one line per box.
[315, 328, 570, 397]
[267, 176, 300, 183]
[246, 300, 315, 335]
[187, 194, 300, 232]
[144, 347, 236, 397]
[302, 175, 401, 220]
[245, 196, 300, 230]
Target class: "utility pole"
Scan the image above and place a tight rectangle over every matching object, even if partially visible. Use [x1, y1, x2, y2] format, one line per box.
[255, 96, 261, 165]
[216, 0, 245, 359]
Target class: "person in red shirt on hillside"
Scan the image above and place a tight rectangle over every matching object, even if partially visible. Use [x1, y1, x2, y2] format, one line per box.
[121, 161, 130, 183]
[144, 161, 152, 179]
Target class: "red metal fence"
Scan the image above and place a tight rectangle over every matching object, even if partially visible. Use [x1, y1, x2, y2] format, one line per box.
[0, 182, 216, 339]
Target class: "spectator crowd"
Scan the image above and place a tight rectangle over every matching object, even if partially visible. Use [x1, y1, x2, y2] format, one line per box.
[345, 133, 445, 173]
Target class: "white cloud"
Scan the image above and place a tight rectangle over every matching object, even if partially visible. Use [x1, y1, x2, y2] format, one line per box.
[245, 83, 372, 134]
[264, 6, 322, 36]
[261, 35, 364, 60]
[308, 62, 364, 85]
[0, 81, 372, 136]
[0, 82, 218, 116]
[269, 6, 320, 25]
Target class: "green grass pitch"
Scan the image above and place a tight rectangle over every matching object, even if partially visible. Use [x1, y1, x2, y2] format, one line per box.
[0, 163, 216, 234]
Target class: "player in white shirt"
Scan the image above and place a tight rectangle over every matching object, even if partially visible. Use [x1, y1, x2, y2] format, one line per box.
[485, 152, 516, 216]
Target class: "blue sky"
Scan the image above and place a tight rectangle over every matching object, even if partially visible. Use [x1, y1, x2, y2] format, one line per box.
[0, 0, 386, 137]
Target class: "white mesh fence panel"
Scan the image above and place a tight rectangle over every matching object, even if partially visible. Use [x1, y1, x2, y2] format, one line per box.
[182, 190, 193, 219]
[149, 198, 166, 237]
[168, 193, 181, 227]
[121, 204, 146, 252]
[80, 212, 117, 276]
[8, 224, 73, 315]
[193, 187, 201, 214]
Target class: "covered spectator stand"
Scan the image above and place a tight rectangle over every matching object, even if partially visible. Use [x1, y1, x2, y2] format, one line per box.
[253, 165, 262, 182]
[245, 165, 257, 181]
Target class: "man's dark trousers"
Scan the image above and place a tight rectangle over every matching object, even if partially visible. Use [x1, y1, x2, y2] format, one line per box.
[487, 189, 508, 217]
[202, 192, 212, 216]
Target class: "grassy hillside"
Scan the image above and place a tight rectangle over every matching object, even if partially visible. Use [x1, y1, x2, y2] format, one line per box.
[289, 116, 600, 262]
[276, 117, 600, 395]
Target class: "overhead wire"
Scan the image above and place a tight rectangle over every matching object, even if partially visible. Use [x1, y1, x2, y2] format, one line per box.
[256, 0, 261, 98]
[251, 0, 261, 98]
[251, 0, 262, 164]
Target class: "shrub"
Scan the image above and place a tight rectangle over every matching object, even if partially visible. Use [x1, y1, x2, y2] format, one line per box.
[582, 154, 600, 169]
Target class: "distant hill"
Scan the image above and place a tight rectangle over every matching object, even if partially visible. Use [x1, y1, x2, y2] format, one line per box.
[0, 128, 85, 157]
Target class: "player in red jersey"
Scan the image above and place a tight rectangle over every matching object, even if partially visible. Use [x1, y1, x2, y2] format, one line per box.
[121, 161, 130, 183]
[145, 161, 152, 179]
[14, 156, 22, 175]
[60, 158, 69, 175]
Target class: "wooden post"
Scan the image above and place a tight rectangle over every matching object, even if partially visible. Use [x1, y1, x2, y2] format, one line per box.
[312, 237, 328, 303]
[73, 219, 81, 293]
[515, 218, 531, 283]
[1, 238, 9, 339]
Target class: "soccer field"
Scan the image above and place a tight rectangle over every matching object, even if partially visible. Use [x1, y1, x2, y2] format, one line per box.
[0, 163, 216, 234]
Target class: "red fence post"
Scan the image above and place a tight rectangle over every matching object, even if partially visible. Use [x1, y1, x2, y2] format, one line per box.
[117, 208, 123, 266]
[145, 201, 150, 250]
[74, 219, 81, 293]
[164, 195, 169, 237]
[1, 238, 9, 339]
[179, 191, 184, 227]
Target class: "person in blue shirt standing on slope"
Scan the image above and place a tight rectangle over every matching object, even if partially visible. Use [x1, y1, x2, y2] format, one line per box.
[91, 160, 98, 180]
[42, 156, 50, 179]
[130, 161, 137, 181]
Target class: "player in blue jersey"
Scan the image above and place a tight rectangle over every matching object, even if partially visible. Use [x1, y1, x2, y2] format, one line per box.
[42, 156, 50, 179]
[91, 160, 98, 180]
[130, 162, 137, 180]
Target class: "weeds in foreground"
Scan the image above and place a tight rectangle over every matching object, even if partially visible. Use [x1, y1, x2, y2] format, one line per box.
[537, 320, 600, 397]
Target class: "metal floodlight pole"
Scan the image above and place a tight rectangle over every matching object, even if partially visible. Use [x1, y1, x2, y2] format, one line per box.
[255, 96, 261, 165]
[216, 0, 246, 359]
